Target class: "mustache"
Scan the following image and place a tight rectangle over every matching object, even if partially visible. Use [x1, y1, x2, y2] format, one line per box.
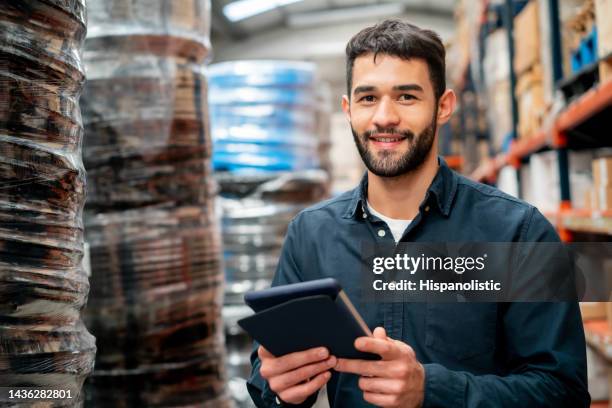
[363, 128, 414, 139]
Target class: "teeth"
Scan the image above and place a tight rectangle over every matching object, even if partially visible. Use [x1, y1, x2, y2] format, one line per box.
[378, 137, 400, 142]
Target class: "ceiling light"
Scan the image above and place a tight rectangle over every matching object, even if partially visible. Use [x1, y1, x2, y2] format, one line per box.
[223, 0, 303, 22]
[287, 3, 405, 28]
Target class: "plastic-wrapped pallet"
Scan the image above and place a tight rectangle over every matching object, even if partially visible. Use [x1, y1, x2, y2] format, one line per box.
[218, 171, 328, 408]
[218, 171, 329, 305]
[80, 1, 230, 406]
[0, 0, 95, 405]
[209, 60, 331, 408]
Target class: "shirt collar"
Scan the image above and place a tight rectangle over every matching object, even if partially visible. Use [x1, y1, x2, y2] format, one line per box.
[342, 156, 458, 219]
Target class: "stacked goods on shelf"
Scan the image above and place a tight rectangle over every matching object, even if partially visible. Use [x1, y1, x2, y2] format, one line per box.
[513, 0, 547, 139]
[595, 0, 612, 82]
[483, 29, 512, 151]
[591, 156, 612, 211]
[209, 60, 330, 408]
[521, 151, 593, 212]
[81, 1, 230, 406]
[0, 0, 95, 403]
[562, 0, 596, 75]
[448, 0, 486, 86]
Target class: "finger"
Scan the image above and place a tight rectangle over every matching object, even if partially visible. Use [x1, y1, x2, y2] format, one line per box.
[373, 327, 387, 339]
[258, 346, 274, 360]
[261, 347, 329, 378]
[363, 391, 400, 407]
[334, 358, 388, 377]
[269, 356, 336, 393]
[358, 377, 403, 394]
[278, 371, 332, 404]
[354, 337, 399, 360]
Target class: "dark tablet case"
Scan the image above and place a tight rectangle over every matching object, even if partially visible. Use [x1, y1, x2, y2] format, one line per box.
[239, 285, 378, 360]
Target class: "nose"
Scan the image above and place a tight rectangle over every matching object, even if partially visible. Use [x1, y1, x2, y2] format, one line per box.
[372, 97, 400, 129]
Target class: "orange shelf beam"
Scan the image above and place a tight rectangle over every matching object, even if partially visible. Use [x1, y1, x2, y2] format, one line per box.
[444, 155, 464, 169]
[500, 81, 612, 168]
[556, 80, 612, 135]
[507, 130, 547, 168]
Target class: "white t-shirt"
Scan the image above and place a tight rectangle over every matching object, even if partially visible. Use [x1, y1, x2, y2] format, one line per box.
[367, 201, 412, 243]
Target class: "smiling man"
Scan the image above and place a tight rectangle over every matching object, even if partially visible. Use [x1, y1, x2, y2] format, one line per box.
[247, 20, 589, 407]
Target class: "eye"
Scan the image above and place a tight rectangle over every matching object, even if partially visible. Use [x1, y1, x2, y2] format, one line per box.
[358, 95, 376, 103]
[399, 94, 416, 101]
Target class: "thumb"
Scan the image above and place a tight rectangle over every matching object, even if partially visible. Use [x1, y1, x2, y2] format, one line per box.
[373, 327, 387, 339]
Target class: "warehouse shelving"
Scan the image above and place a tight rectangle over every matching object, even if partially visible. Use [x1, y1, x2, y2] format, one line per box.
[473, 79, 612, 175]
[546, 210, 612, 236]
[464, 0, 612, 239]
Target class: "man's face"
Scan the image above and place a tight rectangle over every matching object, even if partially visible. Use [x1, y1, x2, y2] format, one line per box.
[343, 54, 438, 177]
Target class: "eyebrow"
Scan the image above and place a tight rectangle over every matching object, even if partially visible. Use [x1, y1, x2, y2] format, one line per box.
[352, 84, 424, 95]
[393, 84, 424, 92]
[353, 85, 375, 95]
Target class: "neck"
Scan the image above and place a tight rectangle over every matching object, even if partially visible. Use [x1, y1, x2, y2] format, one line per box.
[367, 151, 439, 220]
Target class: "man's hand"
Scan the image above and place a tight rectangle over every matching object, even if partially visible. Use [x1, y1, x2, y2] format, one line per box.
[335, 327, 425, 408]
[258, 346, 336, 405]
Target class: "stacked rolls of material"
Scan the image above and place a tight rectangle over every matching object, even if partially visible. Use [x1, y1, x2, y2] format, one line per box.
[208, 61, 331, 407]
[219, 171, 329, 408]
[218, 171, 329, 305]
[0, 0, 95, 405]
[208, 61, 323, 174]
[81, 1, 230, 406]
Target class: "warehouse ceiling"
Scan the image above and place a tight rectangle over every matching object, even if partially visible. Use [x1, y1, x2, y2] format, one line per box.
[211, 0, 456, 41]
[209, 0, 456, 109]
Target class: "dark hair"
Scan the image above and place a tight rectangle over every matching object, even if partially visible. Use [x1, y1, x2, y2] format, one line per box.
[345, 19, 446, 100]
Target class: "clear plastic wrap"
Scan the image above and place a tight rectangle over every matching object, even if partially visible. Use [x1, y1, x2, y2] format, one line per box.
[83, 204, 227, 407]
[81, 0, 230, 406]
[0, 0, 95, 405]
[219, 171, 329, 408]
[208, 60, 322, 173]
[218, 171, 329, 305]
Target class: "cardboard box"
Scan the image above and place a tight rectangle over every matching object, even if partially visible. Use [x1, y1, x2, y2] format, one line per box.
[593, 186, 612, 211]
[487, 80, 513, 151]
[483, 29, 510, 88]
[561, 0, 595, 77]
[516, 66, 545, 138]
[595, 0, 612, 57]
[581, 302, 608, 320]
[592, 157, 612, 187]
[585, 188, 593, 210]
[514, 1, 541, 75]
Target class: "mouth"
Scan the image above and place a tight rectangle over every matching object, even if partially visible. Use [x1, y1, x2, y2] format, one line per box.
[368, 134, 408, 148]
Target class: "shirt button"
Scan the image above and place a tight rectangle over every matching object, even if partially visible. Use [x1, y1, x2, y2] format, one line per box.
[362, 212, 367, 219]
[424, 206, 430, 212]
[378, 229, 386, 237]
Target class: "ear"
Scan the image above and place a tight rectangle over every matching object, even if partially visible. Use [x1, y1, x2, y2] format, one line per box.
[436, 89, 456, 126]
[341, 94, 351, 124]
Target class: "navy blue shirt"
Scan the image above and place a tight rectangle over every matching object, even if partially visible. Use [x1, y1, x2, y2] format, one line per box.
[248, 157, 589, 407]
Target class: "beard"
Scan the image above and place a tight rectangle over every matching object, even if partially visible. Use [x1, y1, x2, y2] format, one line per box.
[351, 114, 437, 178]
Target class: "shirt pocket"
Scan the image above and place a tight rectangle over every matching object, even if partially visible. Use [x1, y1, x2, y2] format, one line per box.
[425, 303, 497, 361]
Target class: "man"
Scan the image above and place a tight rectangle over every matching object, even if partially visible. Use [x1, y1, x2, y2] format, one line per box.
[247, 20, 589, 407]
